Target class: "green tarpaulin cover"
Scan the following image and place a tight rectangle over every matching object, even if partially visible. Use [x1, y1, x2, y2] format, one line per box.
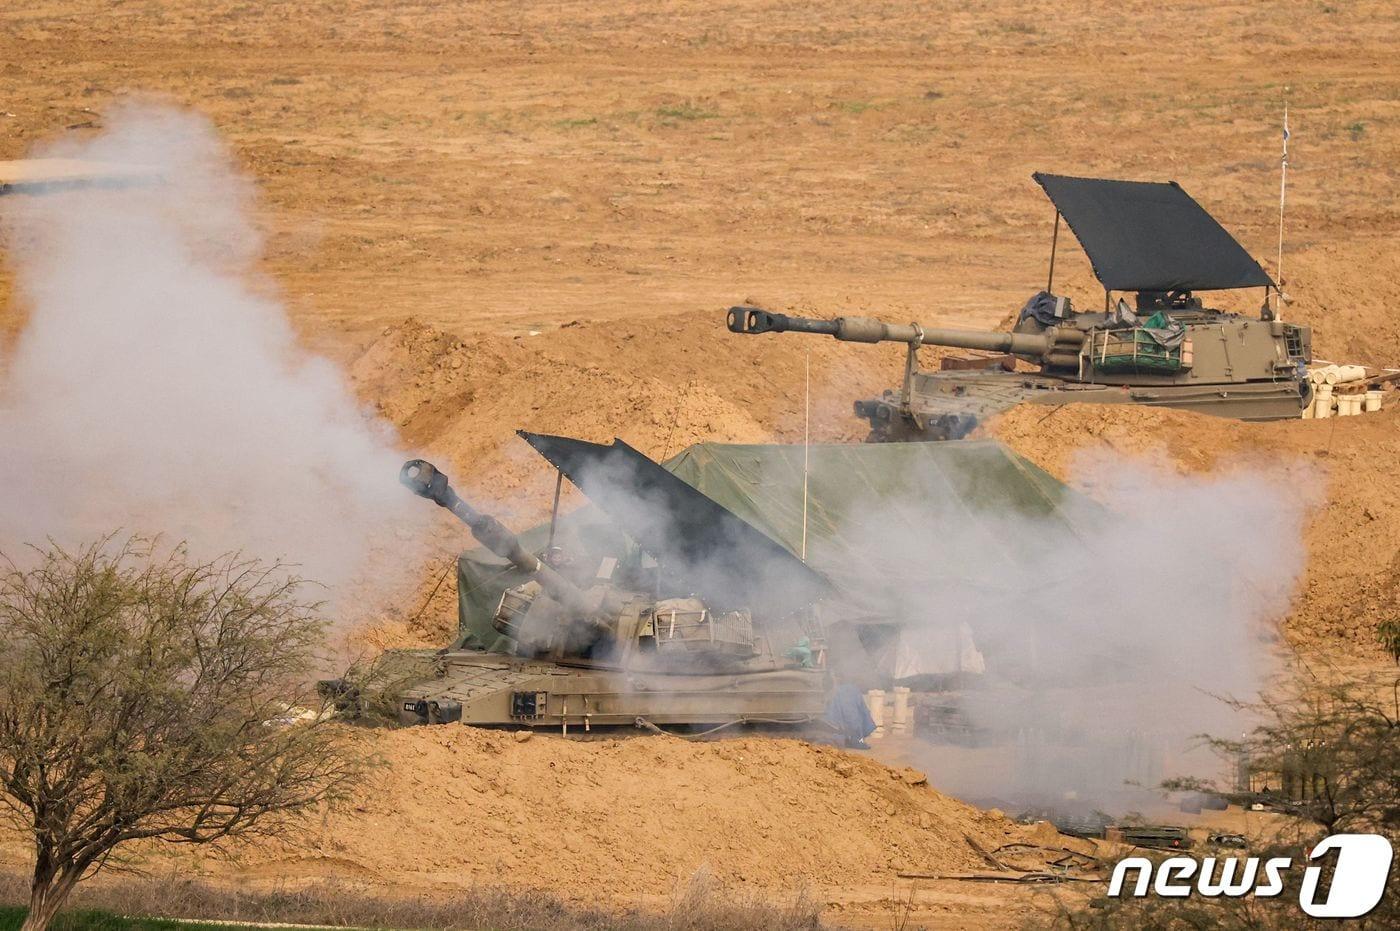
[455, 439, 1091, 651]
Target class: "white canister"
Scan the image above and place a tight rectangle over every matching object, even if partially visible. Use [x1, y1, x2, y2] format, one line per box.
[864, 689, 886, 737]
[891, 686, 911, 734]
[1314, 383, 1334, 418]
[1335, 364, 1368, 384]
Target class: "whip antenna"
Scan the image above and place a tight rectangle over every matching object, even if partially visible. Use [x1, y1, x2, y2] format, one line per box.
[801, 350, 811, 561]
[1275, 92, 1290, 319]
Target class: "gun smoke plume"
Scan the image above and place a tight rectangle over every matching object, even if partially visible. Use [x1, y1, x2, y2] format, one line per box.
[562, 437, 1311, 814]
[831, 450, 1312, 813]
[0, 105, 428, 609]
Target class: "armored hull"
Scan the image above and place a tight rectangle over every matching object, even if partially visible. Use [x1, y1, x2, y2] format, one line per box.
[857, 367, 1308, 442]
[393, 648, 828, 728]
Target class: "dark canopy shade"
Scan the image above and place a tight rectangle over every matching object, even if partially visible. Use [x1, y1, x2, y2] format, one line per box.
[1033, 173, 1274, 293]
[518, 431, 833, 617]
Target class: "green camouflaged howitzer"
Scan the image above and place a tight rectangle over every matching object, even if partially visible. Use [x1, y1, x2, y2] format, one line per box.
[729, 173, 1312, 440]
[379, 437, 833, 730]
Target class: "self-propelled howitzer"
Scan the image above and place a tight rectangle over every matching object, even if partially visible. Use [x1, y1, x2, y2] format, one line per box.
[728, 296, 1312, 440]
[383, 442, 832, 729]
[727, 172, 1314, 440]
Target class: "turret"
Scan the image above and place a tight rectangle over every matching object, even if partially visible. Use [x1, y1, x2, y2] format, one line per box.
[400, 449, 821, 676]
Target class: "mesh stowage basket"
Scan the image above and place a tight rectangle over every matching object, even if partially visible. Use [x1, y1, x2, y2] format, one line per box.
[1089, 329, 1188, 374]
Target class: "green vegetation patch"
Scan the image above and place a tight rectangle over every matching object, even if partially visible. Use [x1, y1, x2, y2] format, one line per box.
[0, 907, 359, 931]
[655, 104, 718, 122]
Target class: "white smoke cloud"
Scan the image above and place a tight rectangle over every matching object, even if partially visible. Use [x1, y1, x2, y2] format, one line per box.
[826, 448, 1313, 813]
[0, 104, 428, 603]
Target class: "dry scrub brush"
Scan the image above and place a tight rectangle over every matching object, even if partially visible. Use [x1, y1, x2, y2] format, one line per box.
[1036, 670, 1399, 929]
[0, 870, 827, 931]
[0, 537, 361, 931]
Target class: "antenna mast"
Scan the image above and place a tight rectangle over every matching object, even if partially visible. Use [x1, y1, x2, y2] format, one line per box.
[1275, 93, 1290, 319]
[801, 350, 811, 560]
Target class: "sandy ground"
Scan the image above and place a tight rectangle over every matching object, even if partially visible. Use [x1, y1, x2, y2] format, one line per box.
[3, 1, 1400, 927]
[0, 727, 1080, 929]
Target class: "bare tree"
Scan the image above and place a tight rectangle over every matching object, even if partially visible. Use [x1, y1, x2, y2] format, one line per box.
[1046, 670, 1399, 930]
[1379, 618, 1400, 665]
[1178, 670, 1400, 836]
[0, 538, 361, 931]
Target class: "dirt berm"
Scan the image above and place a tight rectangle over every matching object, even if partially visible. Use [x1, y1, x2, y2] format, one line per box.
[983, 402, 1400, 660]
[177, 727, 1022, 906]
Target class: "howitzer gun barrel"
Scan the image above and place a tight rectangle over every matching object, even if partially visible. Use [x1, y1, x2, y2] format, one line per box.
[727, 306, 1083, 357]
[400, 459, 596, 619]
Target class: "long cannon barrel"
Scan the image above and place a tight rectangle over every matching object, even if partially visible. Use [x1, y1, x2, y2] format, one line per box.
[727, 306, 1083, 362]
[400, 459, 596, 619]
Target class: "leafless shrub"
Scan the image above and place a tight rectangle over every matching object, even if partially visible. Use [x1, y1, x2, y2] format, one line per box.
[1033, 670, 1399, 929]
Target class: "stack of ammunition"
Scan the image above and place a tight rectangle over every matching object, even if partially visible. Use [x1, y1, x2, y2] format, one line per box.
[1303, 364, 1384, 419]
